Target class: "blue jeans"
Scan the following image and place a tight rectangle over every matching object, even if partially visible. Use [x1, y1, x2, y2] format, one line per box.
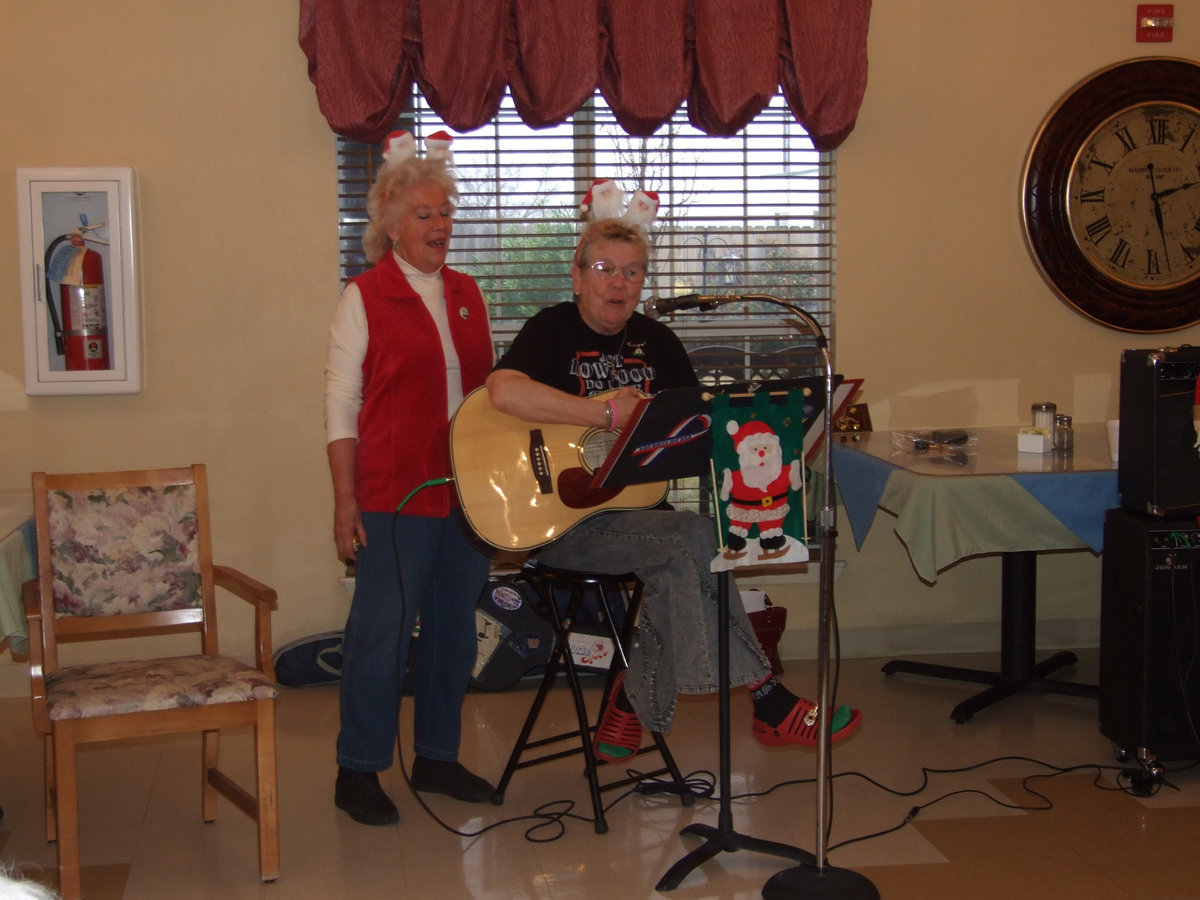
[337, 509, 489, 772]
[534, 508, 770, 733]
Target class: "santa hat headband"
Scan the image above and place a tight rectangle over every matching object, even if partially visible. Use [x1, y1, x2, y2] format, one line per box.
[382, 129, 455, 167]
[579, 178, 660, 229]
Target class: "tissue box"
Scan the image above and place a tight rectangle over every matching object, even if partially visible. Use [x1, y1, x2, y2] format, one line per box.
[1017, 427, 1051, 454]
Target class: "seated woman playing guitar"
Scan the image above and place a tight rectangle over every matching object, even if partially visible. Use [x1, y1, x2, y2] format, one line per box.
[485, 184, 862, 762]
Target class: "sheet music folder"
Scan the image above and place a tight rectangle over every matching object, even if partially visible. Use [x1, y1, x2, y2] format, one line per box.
[590, 376, 844, 491]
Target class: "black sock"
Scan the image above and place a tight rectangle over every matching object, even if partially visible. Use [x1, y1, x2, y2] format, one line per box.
[749, 675, 800, 727]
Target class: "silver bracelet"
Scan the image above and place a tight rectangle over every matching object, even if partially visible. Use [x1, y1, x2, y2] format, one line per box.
[604, 399, 615, 431]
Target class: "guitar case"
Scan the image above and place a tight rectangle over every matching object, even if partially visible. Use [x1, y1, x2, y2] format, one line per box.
[471, 572, 621, 691]
[274, 630, 345, 687]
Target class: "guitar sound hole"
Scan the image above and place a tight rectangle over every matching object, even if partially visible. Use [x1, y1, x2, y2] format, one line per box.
[579, 428, 616, 473]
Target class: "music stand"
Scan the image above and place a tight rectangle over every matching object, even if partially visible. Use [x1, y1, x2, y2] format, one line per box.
[592, 376, 850, 492]
[590, 385, 715, 490]
[646, 294, 878, 898]
[589, 382, 818, 887]
[654, 563, 815, 891]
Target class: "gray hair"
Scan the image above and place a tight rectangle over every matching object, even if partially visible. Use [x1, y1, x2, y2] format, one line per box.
[0, 866, 60, 900]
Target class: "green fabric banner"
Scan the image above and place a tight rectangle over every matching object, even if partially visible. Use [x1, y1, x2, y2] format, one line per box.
[709, 389, 810, 572]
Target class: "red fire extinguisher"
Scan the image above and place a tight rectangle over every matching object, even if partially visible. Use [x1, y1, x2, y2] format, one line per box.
[44, 215, 110, 371]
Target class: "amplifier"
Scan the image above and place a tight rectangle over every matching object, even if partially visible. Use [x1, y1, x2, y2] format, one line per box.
[1118, 346, 1200, 516]
[1100, 507, 1200, 762]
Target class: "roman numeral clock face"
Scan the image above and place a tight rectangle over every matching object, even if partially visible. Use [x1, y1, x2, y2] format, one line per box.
[1070, 103, 1200, 287]
[1023, 58, 1200, 331]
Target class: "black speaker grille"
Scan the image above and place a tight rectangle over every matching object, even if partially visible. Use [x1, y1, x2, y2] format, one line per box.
[1118, 347, 1200, 516]
[1100, 508, 1200, 761]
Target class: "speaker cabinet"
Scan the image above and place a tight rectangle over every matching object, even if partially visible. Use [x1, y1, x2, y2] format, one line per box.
[1118, 347, 1200, 516]
[1101, 507, 1200, 762]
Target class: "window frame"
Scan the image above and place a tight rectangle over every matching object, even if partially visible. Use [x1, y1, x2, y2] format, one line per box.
[336, 90, 835, 365]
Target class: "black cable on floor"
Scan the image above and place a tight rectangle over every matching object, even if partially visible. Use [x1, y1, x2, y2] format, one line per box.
[718, 754, 1194, 855]
[398, 756, 717, 842]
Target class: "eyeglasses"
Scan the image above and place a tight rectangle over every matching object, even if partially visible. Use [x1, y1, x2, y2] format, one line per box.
[587, 260, 647, 283]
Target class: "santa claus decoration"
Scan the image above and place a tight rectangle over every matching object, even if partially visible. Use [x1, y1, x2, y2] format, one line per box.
[718, 417, 805, 562]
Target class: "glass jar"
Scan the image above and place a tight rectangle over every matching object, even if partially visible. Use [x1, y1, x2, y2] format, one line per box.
[1053, 414, 1074, 454]
[1032, 402, 1056, 432]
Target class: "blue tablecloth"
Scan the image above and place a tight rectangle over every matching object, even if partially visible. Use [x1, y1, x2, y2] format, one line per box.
[833, 427, 1119, 583]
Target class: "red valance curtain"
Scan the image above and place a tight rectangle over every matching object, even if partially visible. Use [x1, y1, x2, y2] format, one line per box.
[299, 0, 871, 150]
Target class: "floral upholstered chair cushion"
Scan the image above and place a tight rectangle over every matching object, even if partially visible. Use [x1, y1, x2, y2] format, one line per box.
[48, 484, 202, 617]
[45, 655, 278, 721]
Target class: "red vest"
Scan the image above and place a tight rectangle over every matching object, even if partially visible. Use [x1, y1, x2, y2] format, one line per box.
[354, 254, 492, 516]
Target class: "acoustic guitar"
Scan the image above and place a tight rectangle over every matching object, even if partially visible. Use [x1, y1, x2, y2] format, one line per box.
[450, 386, 668, 551]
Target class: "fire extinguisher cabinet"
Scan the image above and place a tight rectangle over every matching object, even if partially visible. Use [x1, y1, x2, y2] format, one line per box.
[16, 167, 142, 395]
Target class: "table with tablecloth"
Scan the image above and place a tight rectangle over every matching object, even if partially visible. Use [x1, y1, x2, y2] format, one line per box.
[832, 424, 1118, 721]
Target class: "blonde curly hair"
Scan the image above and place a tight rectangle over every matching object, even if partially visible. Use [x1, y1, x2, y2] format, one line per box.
[573, 218, 651, 271]
[362, 155, 459, 264]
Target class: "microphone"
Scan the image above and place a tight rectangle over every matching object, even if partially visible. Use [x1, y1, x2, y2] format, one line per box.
[652, 293, 737, 315]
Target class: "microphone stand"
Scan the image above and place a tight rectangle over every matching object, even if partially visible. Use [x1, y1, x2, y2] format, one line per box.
[653, 294, 877, 898]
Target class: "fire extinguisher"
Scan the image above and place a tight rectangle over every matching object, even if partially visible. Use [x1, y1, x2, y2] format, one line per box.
[44, 214, 110, 371]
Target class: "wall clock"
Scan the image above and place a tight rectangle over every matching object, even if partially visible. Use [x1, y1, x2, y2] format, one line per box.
[1022, 57, 1200, 332]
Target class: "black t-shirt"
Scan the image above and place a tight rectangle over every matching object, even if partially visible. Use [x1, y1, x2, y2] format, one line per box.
[494, 302, 699, 397]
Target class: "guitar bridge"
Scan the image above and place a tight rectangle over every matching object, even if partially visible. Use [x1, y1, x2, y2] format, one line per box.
[529, 429, 554, 495]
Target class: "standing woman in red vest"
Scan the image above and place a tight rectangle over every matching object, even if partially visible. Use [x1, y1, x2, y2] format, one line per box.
[324, 131, 495, 826]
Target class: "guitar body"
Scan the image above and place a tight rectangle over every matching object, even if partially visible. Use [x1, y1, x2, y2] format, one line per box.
[451, 386, 669, 551]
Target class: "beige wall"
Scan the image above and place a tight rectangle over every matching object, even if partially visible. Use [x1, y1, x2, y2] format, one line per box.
[1, 1, 1197, 694]
[813, 0, 1200, 663]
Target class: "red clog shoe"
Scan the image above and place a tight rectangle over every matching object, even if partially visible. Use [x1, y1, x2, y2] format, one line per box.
[753, 697, 862, 748]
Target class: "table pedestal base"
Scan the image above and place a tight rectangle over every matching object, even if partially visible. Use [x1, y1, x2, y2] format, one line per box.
[881, 551, 1098, 723]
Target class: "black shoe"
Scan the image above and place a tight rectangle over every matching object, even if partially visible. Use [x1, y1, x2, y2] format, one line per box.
[760, 533, 787, 552]
[335, 767, 399, 825]
[410, 756, 495, 803]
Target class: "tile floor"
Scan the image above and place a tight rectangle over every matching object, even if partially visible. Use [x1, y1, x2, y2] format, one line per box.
[2, 649, 1198, 899]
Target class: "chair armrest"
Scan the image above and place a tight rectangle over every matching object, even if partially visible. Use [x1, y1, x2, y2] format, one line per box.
[212, 565, 278, 678]
[21, 579, 51, 734]
[212, 565, 276, 606]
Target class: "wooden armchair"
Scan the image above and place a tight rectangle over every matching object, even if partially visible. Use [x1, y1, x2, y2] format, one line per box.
[21, 464, 279, 900]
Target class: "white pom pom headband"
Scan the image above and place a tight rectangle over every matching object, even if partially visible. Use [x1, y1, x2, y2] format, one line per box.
[382, 129, 455, 166]
[580, 178, 660, 228]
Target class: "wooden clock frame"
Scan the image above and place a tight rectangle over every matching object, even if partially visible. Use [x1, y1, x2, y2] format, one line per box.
[1021, 57, 1200, 333]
